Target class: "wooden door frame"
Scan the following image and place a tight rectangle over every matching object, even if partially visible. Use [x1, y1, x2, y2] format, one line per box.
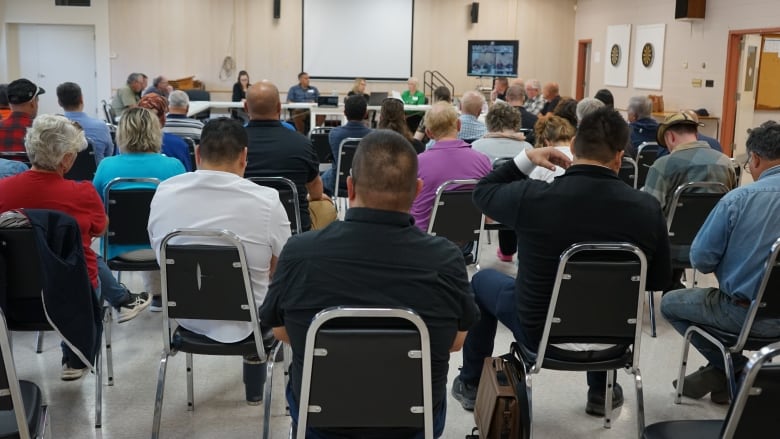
[721, 27, 780, 156]
[576, 39, 591, 100]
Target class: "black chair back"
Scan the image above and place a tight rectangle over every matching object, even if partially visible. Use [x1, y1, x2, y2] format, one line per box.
[618, 157, 638, 188]
[333, 138, 361, 197]
[722, 342, 780, 438]
[309, 127, 333, 164]
[746, 238, 780, 330]
[64, 143, 97, 181]
[297, 307, 433, 438]
[103, 178, 159, 248]
[427, 180, 484, 243]
[0, 228, 47, 326]
[248, 177, 302, 234]
[182, 137, 196, 171]
[636, 142, 660, 188]
[666, 182, 728, 246]
[184, 89, 211, 121]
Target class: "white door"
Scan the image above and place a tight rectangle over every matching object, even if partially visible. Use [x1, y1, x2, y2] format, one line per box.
[732, 34, 762, 162]
[16, 24, 97, 117]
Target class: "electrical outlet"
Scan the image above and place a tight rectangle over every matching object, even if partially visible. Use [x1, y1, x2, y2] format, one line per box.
[705, 80, 714, 88]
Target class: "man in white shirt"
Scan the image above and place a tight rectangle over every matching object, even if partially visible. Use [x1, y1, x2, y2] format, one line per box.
[148, 117, 290, 402]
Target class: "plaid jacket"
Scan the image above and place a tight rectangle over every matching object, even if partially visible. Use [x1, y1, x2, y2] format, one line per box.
[642, 140, 736, 213]
[0, 112, 32, 154]
[524, 95, 545, 116]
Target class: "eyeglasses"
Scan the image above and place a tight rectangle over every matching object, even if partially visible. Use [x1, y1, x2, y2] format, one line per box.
[743, 152, 752, 172]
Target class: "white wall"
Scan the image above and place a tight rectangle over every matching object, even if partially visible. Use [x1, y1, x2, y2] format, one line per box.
[1, 0, 111, 110]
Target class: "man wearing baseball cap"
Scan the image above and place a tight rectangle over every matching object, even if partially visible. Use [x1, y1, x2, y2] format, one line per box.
[0, 78, 44, 155]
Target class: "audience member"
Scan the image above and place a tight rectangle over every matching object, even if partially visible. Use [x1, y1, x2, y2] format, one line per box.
[0, 78, 43, 155]
[411, 102, 491, 235]
[137, 93, 193, 171]
[0, 115, 151, 379]
[490, 77, 509, 102]
[576, 97, 605, 122]
[402, 77, 426, 105]
[287, 72, 320, 134]
[0, 84, 11, 120]
[245, 81, 331, 232]
[111, 72, 145, 116]
[164, 90, 204, 142]
[148, 118, 290, 404]
[93, 107, 186, 311]
[472, 101, 532, 162]
[505, 84, 537, 145]
[346, 77, 369, 101]
[232, 70, 251, 102]
[259, 130, 479, 439]
[661, 121, 780, 405]
[57, 82, 115, 163]
[528, 115, 575, 181]
[594, 89, 614, 109]
[627, 95, 659, 157]
[451, 108, 672, 417]
[414, 86, 452, 142]
[378, 97, 425, 153]
[656, 110, 724, 158]
[457, 91, 487, 141]
[143, 75, 171, 97]
[322, 95, 372, 196]
[523, 79, 544, 116]
[539, 82, 561, 115]
[551, 97, 578, 129]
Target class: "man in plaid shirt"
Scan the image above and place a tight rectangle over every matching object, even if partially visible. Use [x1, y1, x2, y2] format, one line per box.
[523, 79, 545, 116]
[0, 78, 43, 155]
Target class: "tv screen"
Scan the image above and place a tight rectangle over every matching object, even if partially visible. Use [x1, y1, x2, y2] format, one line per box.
[467, 40, 519, 78]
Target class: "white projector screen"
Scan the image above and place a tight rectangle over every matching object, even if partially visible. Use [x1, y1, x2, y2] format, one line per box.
[302, 0, 414, 80]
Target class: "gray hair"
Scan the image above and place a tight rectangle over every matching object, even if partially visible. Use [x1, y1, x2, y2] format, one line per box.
[627, 96, 653, 119]
[116, 107, 162, 153]
[25, 114, 87, 171]
[526, 79, 541, 90]
[576, 97, 605, 122]
[486, 101, 521, 132]
[460, 91, 485, 116]
[127, 72, 144, 85]
[747, 120, 780, 160]
[505, 84, 526, 103]
[168, 90, 189, 108]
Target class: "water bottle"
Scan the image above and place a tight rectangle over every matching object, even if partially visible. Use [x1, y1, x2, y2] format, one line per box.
[243, 356, 266, 405]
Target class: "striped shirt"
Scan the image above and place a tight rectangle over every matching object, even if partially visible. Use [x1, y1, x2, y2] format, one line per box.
[163, 114, 204, 141]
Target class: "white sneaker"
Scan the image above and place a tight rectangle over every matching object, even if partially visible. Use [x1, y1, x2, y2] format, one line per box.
[117, 292, 152, 323]
[61, 363, 88, 381]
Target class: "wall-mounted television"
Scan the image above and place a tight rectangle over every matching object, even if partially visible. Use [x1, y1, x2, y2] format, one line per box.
[467, 40, 519, 78]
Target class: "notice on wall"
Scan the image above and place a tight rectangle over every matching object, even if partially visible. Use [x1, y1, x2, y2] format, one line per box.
[756, 37, 780, 110]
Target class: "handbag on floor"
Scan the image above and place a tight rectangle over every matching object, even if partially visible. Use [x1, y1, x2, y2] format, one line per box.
[470, 343, 531, 439]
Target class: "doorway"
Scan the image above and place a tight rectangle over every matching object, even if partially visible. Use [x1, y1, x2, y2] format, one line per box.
[10, 24, 97, 117]
[576, 39, 592, 100]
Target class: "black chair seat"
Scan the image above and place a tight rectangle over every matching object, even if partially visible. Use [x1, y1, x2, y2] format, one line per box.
[641, 419, 722, 439]
[0, 381, 44, 439]
[106, 258, 159, 272]
[519, 343, 632, 371]
[698, 325, 780, 351]
[171, 327, 275, 356]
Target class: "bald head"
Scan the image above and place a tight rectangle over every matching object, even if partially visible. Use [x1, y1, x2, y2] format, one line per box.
[245, 81, 281, 120]
[542, 82, 559, 100]
[460, 91, 485, 116]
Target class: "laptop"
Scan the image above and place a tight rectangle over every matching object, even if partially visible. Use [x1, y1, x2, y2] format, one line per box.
[317, 95, 339, 107]
[367, 92, 389, 106]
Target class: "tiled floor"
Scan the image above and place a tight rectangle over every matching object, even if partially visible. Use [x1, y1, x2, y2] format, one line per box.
[8, 238, 727, 438]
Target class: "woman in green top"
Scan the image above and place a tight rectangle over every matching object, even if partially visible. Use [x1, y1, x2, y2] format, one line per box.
[401, 77, 426, 105]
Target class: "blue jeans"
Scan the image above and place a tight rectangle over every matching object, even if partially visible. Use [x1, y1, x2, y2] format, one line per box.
[661, 287, 780, 372]
[460, 269, 609, 390]
[286, 382, 446, 438]
[321, 168, 336, 197]
[97, 256, 129, 308]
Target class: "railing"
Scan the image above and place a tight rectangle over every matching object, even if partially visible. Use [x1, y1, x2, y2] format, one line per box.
[423, 70, 454, 102]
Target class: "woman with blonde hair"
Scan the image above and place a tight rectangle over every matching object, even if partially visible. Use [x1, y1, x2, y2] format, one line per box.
[347, 77, 369, 101]
[529, 115, 575, 182]
[378, 98, 424, 153]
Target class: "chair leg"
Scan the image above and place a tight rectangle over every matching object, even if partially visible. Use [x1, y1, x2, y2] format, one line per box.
[284, 344, 292, 416]
[648, 291, 657, 338]
[633, 368, 645, 437]
[35, 331, 44, 353]
[723, 351, 737, 401]
[151, 352, 170, 439]
[95, 339, 103, 428]
[263, 344, 281, 439]
[603, 371, 613, 429]
[692, 269, 698, 287]
[104, 306, 114, 386]
[186, 353, 194, 411]
[524, 373, 534, 439]
[674, 332, 695, 404]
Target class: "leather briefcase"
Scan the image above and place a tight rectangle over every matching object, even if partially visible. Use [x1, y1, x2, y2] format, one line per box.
[474, 356, 521, 438]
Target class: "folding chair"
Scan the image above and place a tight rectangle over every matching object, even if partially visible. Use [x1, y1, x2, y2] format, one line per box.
[427, 179, 485, 266]
[333, 137, 361, 211]
[618, 157, 638, 189]
[0, 216, 108, 428]
[517, 242, 648, 436]
[64, 143, 97, 181]
[645, 341, 780, 438]
[308, 127, 334, 165]
[152, 229, 280, 439]
[636, 142, 661, 189]
[0, 309, 49, 439]
[248, 177, 302, 234]
[296, 307, 433, 439]
[182, 137, 196, 171]
[674, 236, 780, 405]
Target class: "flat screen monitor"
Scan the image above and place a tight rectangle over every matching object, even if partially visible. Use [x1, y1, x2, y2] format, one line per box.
[467, 40, 519, 78]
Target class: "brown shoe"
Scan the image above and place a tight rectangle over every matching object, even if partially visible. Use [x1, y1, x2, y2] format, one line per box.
[672, 365, 727, 399]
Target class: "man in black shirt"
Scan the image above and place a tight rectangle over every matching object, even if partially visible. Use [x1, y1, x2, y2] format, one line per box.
[452, 108, 672, 416]
[260, 130, 479, 439]
[244, 81, 325, 231]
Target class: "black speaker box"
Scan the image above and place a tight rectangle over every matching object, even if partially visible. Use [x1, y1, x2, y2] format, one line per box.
[273, 0, 281, 19]
[675, 0, 706, 20]
[470, 2, 479, 24]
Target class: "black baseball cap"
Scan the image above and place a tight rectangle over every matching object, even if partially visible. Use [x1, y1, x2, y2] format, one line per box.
[7, 78, 45, 105]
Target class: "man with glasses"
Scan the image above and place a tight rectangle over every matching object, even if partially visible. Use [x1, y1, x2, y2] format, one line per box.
[111, 72, 145, 117]
[0, 78, 43, 156]
[661, 120, 780, 405]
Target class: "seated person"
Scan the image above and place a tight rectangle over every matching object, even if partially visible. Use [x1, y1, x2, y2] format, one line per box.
[260, 130, 479, 438]
[457, 91, 487, 141]
[93, 107, 186, 311]
[627, 96, 659, 158]
[322, 95, 371, 196]
[111, 73, 145, 117]
[0, 78, 43, 155]
[452, 108, 671, 417]
[148, 118, 290, 404]
[164, 90, 205, 142]
[413, 86, 452, 143]
[138, 93, 193, 171]
[402, 77, 425, 105]
[661, 121, 780, 405]
[346, 77, 369, 101]
[471, 101, 532, 162]
[377, 98, 424, 154]
[286, 72, 320, 134]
